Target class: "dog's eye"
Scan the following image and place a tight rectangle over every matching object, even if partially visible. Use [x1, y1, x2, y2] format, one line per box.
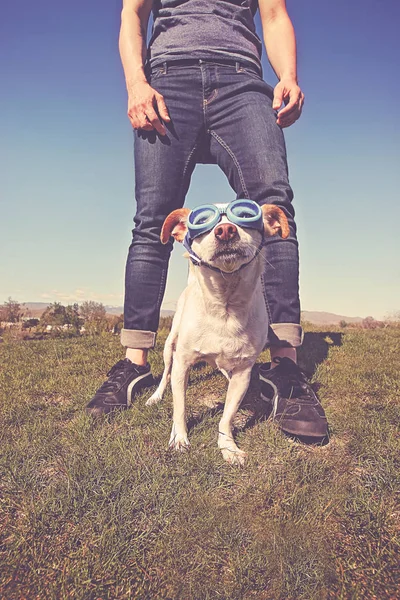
[193, 210, 216, 225]
[197, 215, 212, 225]
[236, 210, 253, 219]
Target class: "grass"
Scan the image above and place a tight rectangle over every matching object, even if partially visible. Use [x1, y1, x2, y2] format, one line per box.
[0, 325, 399, 599]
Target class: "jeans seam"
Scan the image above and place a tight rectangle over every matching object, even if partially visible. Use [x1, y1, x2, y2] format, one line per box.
[155, 265, 168, 318]
[179, 140, 199, 200]
[206, 88, 218, 104]
[261, 273, 273, 323]
[208, 130, 250, 198]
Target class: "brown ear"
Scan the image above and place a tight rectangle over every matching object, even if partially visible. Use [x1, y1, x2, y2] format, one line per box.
[160, 208, 191, 244]
[261, 204, 290, 239]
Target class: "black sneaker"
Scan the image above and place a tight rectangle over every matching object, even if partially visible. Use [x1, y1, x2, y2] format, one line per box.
[259, 357, 328, 440]
[86, 359, 153, 416]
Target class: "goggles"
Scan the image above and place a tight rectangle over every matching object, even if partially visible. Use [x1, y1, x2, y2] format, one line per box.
[187, 199, 263, 241]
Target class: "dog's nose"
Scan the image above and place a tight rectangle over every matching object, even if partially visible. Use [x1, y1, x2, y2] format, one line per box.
[214, 222, 238, 242]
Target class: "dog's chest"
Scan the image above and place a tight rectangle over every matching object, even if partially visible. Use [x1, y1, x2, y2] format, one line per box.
[191, 310, 267, 366]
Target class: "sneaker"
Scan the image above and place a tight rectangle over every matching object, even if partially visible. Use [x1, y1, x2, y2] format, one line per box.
[259, 357, 328, 439]
[86, 359, 153, 416]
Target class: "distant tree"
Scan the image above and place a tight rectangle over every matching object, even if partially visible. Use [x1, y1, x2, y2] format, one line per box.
[362, 316, 377, 330]
[111, 314, 124, 335]
[159, 315, 173, 332]
[0, 297, 23, 323]
[65, 304, 82, 330]
[40, 302, 68, 327]
[39, 302, 82, 336]
[384, 310, 400, 324]
[80, 301, 106, 323]
[339, 320, 347, 328]
[79, 301, 109, 335]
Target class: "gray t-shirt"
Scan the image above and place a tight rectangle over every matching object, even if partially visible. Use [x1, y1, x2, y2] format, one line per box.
[148, 0, 262, 69]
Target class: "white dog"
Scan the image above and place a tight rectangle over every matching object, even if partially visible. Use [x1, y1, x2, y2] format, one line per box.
[146, 200, 289, 465]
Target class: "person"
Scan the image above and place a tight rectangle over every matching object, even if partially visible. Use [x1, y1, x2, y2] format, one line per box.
[86, 0, 328, 440]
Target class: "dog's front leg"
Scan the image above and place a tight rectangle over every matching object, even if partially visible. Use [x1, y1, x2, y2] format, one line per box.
[169, 357, 190, 451]
[218, 366, 252, 466]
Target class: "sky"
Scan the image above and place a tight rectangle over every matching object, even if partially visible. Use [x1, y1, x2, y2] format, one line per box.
[1, 0, 399, 320]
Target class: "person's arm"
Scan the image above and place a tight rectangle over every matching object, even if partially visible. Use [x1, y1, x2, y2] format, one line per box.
[119, 0, 170, 134]
[259, 0, 304, 128]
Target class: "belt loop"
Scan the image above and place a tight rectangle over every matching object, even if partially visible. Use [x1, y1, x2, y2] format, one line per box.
[163, 61, 168, 74]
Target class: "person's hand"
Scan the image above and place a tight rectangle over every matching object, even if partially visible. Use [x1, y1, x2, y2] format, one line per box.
[127, 81, 170, 135]
[272, 79, 304, 128]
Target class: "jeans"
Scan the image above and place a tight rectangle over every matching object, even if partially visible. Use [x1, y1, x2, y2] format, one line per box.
[121, 60, 302, 349]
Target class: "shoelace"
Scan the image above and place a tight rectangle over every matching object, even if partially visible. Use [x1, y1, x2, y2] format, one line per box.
[270, 358, 314, 403]
[97, 359, 137, 394]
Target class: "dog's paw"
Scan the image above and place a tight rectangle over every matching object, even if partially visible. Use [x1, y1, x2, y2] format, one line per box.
[169, 425, 190, 452]
[218, 433, 246, 466]
[220, 447, 246, 466]
[145, 391, 163, 406]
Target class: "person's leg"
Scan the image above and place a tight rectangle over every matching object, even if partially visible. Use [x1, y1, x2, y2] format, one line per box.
[205, 62, 302, 356]
[86, 64, 206, 415]
[122, 64, 206, 356]
[204, 62, 327, 439]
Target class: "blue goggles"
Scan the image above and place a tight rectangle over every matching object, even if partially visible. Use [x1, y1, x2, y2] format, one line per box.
[187, 199, 263, 241]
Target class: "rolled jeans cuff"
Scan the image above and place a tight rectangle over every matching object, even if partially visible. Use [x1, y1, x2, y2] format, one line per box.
[120, 328, 157, 349]
[268, 323, 303, 348]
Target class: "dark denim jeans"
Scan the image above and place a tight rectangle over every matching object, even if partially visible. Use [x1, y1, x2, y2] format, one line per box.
[121, 60, 302, 349]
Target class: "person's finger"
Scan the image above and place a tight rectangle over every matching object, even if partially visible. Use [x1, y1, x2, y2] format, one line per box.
[277, 91, 301, 118]
[277, 92, 304, 125]
[277, 106, 300, 125]
[278, 115, 297, 128]
[127, 111, 138, 128]
[155, 93, 170, 122]
[272, 84, 284, 111]
[132, 112, 153, 130]
[146, 106, 166, 135]
[277, 107, 302, 128]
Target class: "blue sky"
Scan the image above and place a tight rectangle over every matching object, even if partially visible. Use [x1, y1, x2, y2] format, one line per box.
[1, 0, 399, 319]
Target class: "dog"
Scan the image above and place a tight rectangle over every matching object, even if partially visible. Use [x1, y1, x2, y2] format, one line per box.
[146, 200, 289, 465]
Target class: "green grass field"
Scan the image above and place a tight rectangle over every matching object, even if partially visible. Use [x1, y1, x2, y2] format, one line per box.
[1, 325, 399, 599]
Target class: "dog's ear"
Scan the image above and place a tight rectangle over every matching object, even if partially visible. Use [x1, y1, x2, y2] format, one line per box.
[261, 204, 290, 239]
[160, 208, 191, 244]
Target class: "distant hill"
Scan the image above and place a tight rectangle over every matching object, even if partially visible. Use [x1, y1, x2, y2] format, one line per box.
[301, 311, 363, 325]
[21, 302, 51, 317]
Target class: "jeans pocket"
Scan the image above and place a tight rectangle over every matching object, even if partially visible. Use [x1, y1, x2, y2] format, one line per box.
[239, 68, 275, 99]
[237, 64, 261, 78]
[146, 66, 167, 83]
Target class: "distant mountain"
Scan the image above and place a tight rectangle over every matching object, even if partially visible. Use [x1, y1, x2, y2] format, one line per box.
[103, 305, 123, 316]
[301, 311, 363, 325]
[22, 302, 51, 317]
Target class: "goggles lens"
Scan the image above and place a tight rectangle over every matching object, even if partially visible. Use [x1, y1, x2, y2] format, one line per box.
[189, 206, 219, 227]
[228, 199, 262, 225]
[187, 199, 263, 240]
